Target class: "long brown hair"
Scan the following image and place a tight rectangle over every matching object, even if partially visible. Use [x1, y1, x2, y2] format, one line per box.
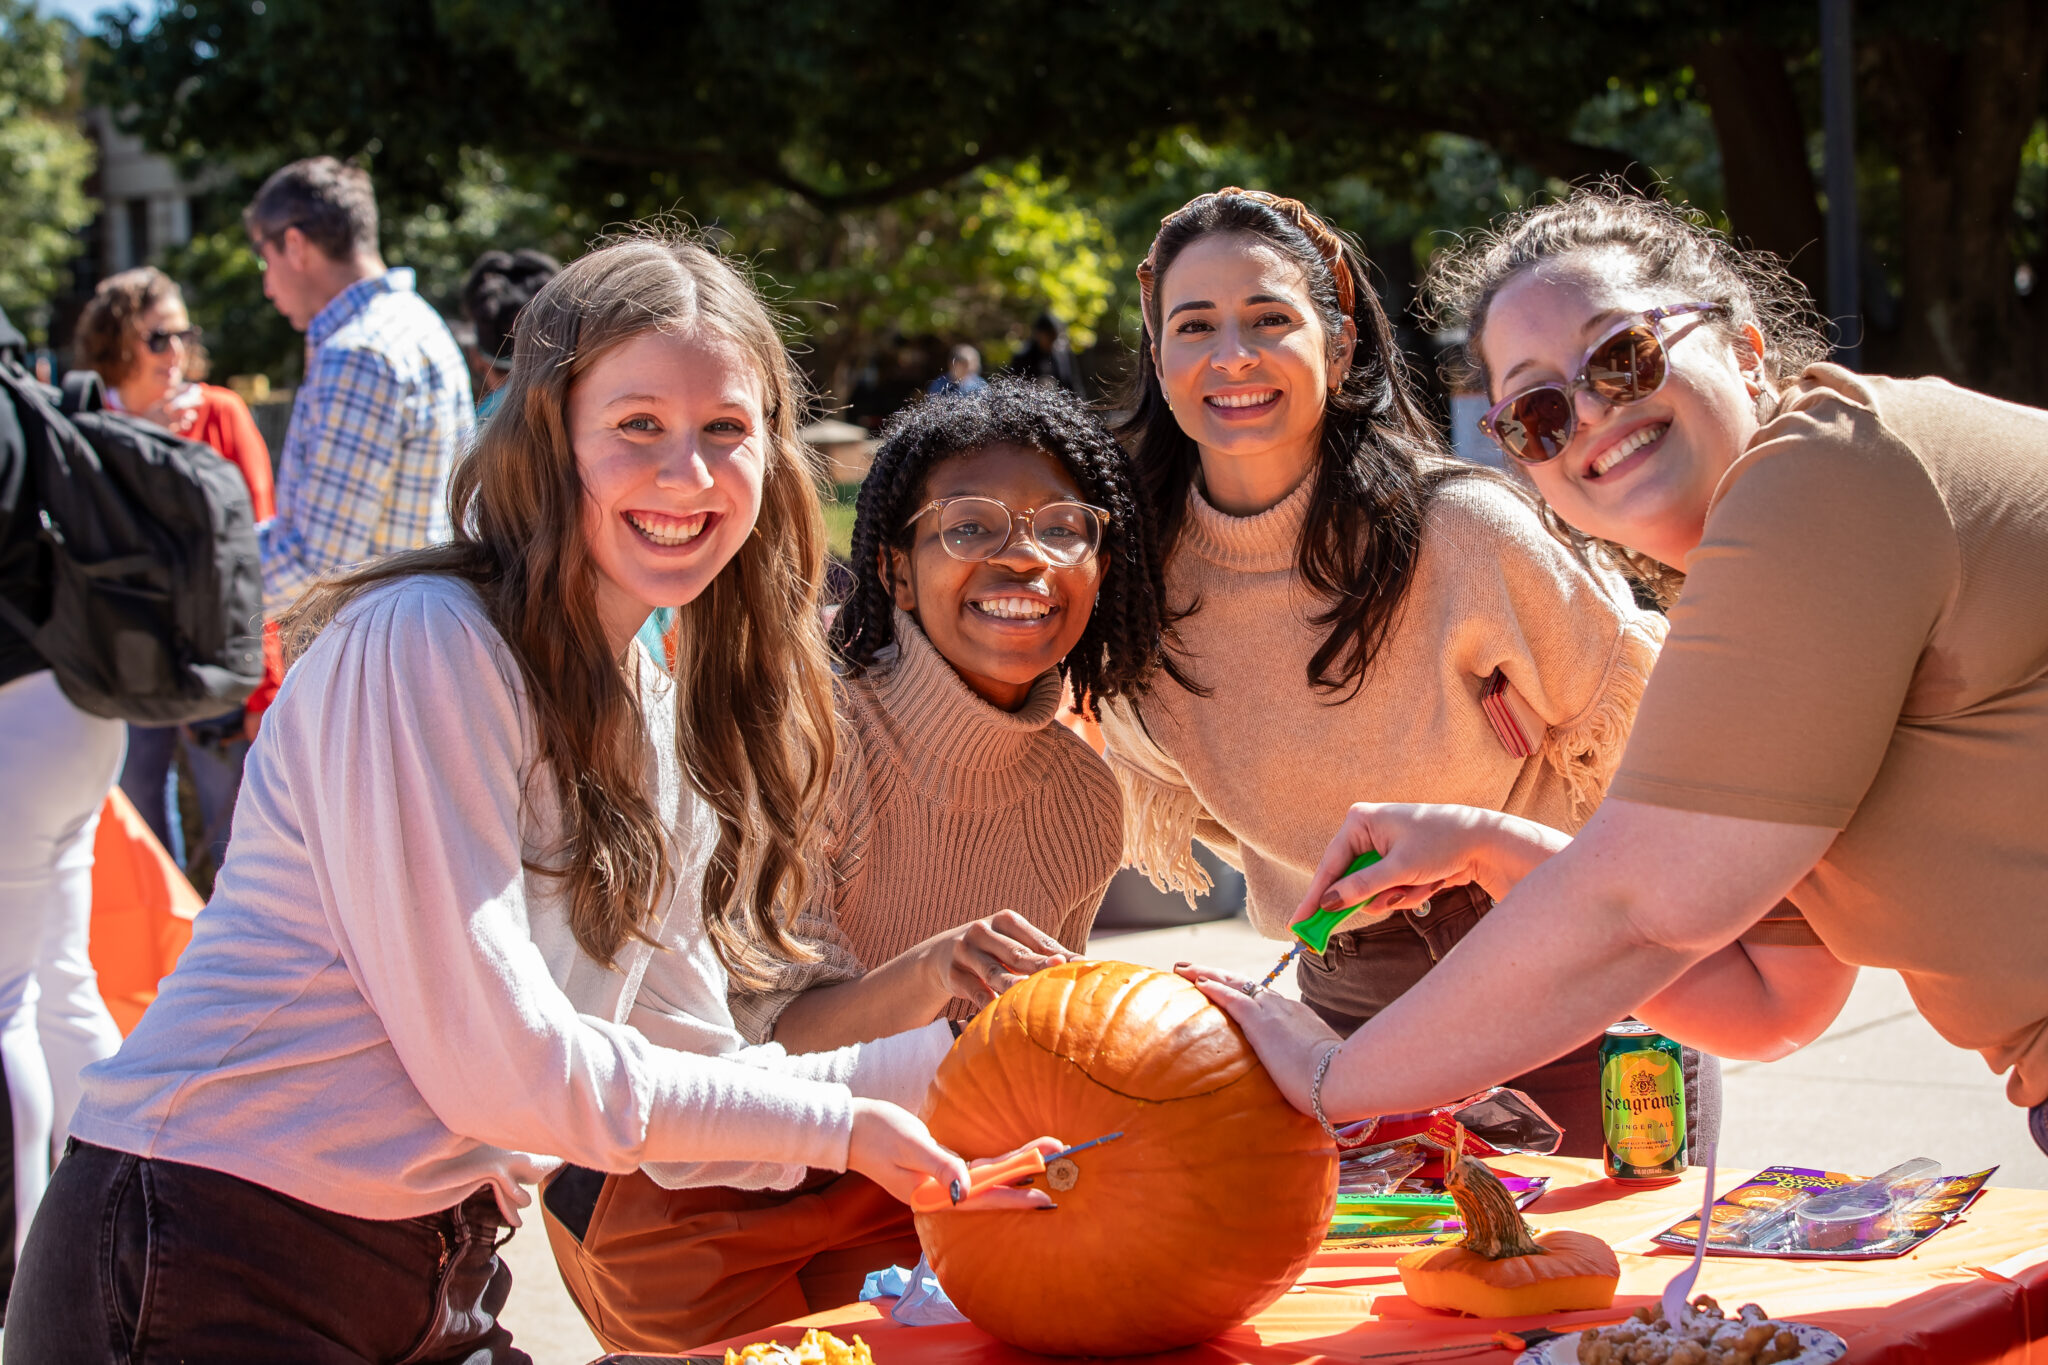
[283, 231, 838, 979]
[1120, 190, 1484, 699]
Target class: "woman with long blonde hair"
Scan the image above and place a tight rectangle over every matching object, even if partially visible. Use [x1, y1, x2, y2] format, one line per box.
[5, 233, 1046, 1363]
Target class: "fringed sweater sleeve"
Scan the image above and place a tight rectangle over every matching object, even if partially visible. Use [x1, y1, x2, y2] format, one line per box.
[1099, 696, 1242, 906]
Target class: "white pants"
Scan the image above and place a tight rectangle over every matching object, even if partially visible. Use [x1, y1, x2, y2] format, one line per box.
[0, 669, 126, 1258]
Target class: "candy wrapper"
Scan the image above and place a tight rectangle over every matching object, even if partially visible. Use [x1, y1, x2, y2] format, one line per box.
[1652, 1164, 1996, 1260]
[1323, 1168, 1550, 1249]
[1334, 1086, 1563, 1176]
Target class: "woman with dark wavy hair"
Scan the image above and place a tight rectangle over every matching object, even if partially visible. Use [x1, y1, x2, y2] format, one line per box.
[1102, 188, 1695, 1154]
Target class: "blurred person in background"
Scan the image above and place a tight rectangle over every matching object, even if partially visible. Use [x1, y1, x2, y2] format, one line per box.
[0, 319, 127, 1302]
[1007, 311, 1080, 393]
[245, 156, 473, 619]
[926, 343, 988, 398]
[74, 267, 279, 875]
[464, 248, 561, 421]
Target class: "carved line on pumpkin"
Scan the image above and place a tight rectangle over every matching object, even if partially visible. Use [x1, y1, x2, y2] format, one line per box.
[1009, 1017, 1255, 1105]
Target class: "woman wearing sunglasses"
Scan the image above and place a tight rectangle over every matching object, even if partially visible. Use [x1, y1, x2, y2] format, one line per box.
[73, 268, 285, 877]
[1184, 186, 2048, 1160]
[77, 270, 281, 845]
[1099, 188, 1694, 1156]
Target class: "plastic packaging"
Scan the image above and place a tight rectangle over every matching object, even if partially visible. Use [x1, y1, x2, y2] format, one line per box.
[1656, 1158, 1993, 1260]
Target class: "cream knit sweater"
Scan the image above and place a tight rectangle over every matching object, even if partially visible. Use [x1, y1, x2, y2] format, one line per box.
[729, 609, 1123, 1041]
[1100, 470, 1667, 941]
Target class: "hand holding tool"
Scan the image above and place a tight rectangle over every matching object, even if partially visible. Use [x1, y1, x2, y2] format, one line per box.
[1244, 851, 1382, 995]
[910, 1132, 1124, 1212]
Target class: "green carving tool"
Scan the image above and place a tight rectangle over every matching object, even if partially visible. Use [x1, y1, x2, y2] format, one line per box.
[1243, 850, 1382, 995]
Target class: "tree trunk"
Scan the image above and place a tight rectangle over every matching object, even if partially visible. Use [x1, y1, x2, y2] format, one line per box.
[1863, 1, 2048, 400]
[1690, 33, 1827, 304]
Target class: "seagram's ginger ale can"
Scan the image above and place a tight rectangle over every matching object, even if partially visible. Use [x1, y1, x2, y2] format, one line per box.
[1600, 1021, 1686, 1184]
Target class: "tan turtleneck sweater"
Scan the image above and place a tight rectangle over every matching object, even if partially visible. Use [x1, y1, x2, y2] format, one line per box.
[1100, 470, 1668, 941]
[728, 608, 1123, 1042]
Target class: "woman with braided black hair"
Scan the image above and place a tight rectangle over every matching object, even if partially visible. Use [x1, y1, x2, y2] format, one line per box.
[544, 376, 1164, 1355]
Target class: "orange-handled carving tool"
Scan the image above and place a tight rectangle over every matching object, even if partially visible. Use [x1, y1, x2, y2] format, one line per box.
[909, 1131, 1125, 1212]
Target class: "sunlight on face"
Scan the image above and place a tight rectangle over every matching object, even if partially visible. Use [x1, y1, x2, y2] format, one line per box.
[887, 442, 1106, 713]
[1480, 250, 1762, 569]
[1152, 233, 1353, 514]
[566, 326, 769, 653]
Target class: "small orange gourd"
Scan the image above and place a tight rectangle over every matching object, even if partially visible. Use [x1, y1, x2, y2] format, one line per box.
[915, 961, 1336, 1356]
[1397, 1154, 1620, 1318]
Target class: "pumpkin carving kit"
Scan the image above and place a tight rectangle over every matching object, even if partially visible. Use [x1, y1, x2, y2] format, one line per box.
[915, 960, 1338, 1356]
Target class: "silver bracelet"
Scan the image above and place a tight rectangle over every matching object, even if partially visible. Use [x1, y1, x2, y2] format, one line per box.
[1309, 1042, 1382, 1148]
[1309, 1042, 1344, 1141]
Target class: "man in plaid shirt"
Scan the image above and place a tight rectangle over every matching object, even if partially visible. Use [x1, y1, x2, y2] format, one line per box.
[245, 158, 473, 618]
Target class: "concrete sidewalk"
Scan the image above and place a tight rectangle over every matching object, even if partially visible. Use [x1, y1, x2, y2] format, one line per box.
[494, 914, 2047, 1365]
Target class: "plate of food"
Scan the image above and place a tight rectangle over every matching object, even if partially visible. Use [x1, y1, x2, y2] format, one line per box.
[722, 1327, 874, 1365]
[1516, 1298, 1846, 1364]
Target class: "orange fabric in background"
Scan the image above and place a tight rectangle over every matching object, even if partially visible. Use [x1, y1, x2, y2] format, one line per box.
[88, 788, 200, 1035]
[697, 1156, 2048, 1365]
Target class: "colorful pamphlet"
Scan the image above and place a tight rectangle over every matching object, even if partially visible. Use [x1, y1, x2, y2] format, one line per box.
[1652, 1163, 1996, 1260]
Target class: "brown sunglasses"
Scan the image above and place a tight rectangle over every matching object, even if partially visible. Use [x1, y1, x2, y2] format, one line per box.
[1479, 302, 1726, 465]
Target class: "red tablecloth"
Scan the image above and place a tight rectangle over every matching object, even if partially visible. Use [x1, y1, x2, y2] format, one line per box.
[681, 1156, 2048, 1365]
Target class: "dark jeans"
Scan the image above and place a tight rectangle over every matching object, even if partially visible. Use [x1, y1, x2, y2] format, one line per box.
[118, 716, 248, 873]
[4, 1139, 531, 1364]
[1296, 883, 1722, 1163]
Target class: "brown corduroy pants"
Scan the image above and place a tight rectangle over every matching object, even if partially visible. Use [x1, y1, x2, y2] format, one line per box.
[541, 1167, 920, 1355]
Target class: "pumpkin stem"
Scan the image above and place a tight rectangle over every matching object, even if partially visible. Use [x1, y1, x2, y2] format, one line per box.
[1444, 1156, 1545, 1260]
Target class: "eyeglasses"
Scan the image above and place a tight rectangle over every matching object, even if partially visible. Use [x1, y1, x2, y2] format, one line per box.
[903, 496, 1110, 567]
[1479, 302, 1727, 465]
[145, 327, 200, 355]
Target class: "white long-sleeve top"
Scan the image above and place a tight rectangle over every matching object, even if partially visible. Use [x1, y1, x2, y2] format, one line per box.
[71, 575, 950, 1223]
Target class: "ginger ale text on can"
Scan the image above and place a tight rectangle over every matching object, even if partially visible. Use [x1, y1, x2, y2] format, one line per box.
[1600, 1021, 1686, 1184]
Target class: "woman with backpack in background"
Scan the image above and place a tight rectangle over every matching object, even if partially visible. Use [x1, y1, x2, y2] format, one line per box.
[74, 266, 280, 879]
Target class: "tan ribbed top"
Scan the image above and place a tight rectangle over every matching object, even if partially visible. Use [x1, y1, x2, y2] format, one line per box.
[729, 609, 1123, 1041]
[1101, 469, 1667, 940]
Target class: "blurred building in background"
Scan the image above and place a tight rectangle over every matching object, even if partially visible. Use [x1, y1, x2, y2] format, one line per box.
[49, 110, 220, 360]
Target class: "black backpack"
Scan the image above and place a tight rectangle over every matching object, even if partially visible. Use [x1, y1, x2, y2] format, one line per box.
[0, 367, 263, 725]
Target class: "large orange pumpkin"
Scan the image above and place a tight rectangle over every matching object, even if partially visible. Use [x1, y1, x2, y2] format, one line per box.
[915, 960, 1337, 1356]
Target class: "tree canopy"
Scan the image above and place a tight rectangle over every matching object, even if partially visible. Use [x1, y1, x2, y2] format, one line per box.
[89, 0, 2048, 400]
[0, 0, 95, 341]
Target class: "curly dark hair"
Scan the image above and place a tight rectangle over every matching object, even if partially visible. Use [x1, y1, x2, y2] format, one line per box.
[1121, 190, 1488, 699]
[833, 377, 1163, 717]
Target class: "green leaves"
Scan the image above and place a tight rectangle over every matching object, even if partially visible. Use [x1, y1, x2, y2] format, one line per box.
[0, 0, 95, 339]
